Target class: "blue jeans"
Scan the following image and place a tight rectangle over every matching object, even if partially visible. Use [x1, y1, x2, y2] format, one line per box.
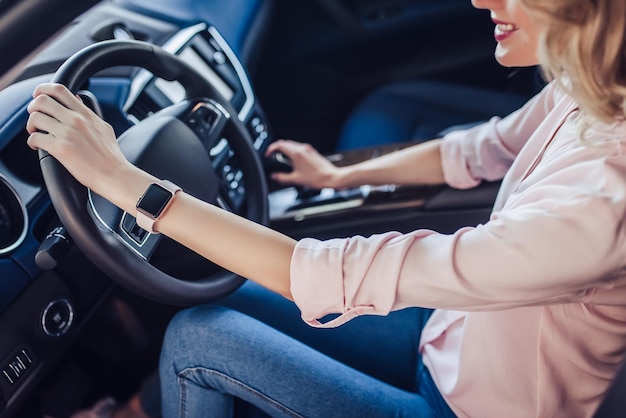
[159, 281, 456, 417]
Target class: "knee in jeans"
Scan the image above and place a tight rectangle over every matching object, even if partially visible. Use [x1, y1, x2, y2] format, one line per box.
[163, 304, 257, 354]
[165, 305, 226, 341]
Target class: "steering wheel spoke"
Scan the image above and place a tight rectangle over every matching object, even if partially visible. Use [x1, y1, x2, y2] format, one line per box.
[88, 191, 163, 261]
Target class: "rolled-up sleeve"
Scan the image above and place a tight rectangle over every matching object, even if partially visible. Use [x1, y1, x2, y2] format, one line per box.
[441, 83, 559, 189]
[291, 231, 438, 327]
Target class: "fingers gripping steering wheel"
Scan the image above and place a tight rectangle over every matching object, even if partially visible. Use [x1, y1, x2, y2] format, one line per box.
[39, 40, 268, 305]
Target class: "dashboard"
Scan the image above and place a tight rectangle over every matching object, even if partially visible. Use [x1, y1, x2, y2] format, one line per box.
[0, 1, 275, 414]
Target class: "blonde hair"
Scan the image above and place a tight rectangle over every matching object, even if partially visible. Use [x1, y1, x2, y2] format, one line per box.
[522, 0, 626, 128]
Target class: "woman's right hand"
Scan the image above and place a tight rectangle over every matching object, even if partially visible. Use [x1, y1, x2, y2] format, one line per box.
[265, 139, 342, 189]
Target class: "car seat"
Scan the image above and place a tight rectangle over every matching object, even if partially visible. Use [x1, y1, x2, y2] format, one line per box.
[593, 359, 626, 417]
[336, 79, 539, 151]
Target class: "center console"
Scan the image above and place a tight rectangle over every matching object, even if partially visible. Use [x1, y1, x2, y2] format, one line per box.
[267, 143, 501, 240]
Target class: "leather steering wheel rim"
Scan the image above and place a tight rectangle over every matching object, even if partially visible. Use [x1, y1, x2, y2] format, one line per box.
[39, 40, 268, 305]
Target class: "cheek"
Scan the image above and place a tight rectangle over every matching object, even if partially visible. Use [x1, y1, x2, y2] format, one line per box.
[520, 30, 541, 65]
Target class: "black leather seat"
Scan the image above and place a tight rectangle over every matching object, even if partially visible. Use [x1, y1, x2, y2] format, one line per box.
[593, 359, 626, 417]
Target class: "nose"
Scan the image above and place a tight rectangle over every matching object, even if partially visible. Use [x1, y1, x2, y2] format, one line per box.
[471, 0, 502, 10]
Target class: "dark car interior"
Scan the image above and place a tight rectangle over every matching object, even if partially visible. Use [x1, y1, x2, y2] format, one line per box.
[0, 0, 622, 417]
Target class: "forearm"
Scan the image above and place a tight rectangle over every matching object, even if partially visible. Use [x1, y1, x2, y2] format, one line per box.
[331, 138, 445, 189]
[102, 165, 296, 300]
[157, 193, 296, 299]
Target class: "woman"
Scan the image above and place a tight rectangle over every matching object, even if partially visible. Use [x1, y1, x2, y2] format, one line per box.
[27, 0, 626, 416]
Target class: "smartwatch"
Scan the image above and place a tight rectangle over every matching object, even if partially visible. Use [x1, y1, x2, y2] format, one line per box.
[135, 180, 182, 233]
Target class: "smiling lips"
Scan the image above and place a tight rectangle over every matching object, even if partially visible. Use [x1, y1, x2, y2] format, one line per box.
[493, 20, 518, 42]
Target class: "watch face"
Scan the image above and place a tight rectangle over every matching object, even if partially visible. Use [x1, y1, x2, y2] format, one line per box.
[137, 183, 173, 217]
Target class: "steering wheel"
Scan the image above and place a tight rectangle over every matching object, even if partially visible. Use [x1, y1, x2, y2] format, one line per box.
[38, 40, 268, 305]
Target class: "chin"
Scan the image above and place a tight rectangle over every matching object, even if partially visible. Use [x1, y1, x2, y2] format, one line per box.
[495, 53, 539, 68]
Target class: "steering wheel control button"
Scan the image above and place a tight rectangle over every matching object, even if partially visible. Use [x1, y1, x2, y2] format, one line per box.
[186, 105, 216, 136]
[1, 346, 35, 386]
[122, 214, 149, 244]
[41, 299, 74, 337]
[247, 114, 270, 150]
[185, 103, 226, 149]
